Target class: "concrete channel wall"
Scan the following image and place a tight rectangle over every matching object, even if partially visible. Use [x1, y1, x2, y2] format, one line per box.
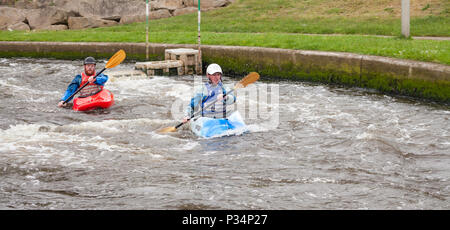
[0, 41, 449, 103]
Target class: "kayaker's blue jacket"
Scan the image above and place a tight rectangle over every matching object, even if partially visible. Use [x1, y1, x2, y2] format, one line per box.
[60, 73, 108, 102]
[185, 81, 236, 119]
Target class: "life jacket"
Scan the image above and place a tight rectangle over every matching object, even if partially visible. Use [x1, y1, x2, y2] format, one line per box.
[78, 72, 103, 98]
[201, 82, 228, 119]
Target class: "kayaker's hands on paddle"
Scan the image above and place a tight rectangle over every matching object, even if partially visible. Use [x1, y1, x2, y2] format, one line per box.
[217, 94, 224, 102]
[181, 95, 223, 124]
[182, 117, 190, 124]
[180, 94, 223, 124]
[58, 101, 68, 107]
[88, 75, 96, 83]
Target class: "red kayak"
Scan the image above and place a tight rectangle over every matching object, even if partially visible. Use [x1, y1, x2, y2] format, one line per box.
[72, 89, 114, 111]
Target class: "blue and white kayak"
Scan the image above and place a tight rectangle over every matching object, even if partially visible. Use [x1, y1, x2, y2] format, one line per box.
[190, 111, 247, 138]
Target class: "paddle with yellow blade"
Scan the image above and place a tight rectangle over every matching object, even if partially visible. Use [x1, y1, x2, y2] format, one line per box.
[62, 49, 126, 104]
[159, 72, 260, 133]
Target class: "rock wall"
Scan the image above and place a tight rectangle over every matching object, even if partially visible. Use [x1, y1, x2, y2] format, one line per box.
[0, 0, 233, 31]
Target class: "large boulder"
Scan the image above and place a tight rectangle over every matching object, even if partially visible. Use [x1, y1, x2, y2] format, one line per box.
[119, 14, 145, 25]
[0, 0, 15, 6]
[37, 24, 69, 31]
[173, 7, 197, 16]
[7, 21, 30, 31]
[14, 0, 55, 9]
[120, 9, 172, 24]
[184, 0, 231, 8]
[13, 0, 38, 9]
[152, 0, 184, 11]
[68, 16, 118, 30]
[55, 0, 146, 19]
[0, 7, 26, 30]
[150, 8, 173, 19]
[26, 7, 70, 30]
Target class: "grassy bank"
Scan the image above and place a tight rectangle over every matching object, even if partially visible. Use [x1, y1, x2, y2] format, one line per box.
[1, 30, 449, 65]
[147, 0, 449, 36]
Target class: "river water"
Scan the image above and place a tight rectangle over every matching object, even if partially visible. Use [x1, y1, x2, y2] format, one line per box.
[0, 58, 448, 210]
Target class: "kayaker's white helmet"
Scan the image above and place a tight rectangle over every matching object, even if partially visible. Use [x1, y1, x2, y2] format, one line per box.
[206, 63, 222, 75]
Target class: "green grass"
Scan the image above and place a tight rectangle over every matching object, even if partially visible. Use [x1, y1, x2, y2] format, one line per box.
[113, 8, 449, 36]
[1, 29, 449, 65]
[0, 0, 449, 64]
[167, 0, 450, 36]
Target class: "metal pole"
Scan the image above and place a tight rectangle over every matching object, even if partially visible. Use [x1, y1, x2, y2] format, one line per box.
[146, 0, 149, 60]
[197, 0, 202, 74]
[401, 0, 410, 38]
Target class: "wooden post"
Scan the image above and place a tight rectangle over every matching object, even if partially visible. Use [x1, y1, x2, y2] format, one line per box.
[401, 0, 410, 38]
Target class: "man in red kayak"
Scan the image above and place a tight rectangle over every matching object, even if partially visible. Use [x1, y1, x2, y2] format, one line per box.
[58, 57, 109, 107]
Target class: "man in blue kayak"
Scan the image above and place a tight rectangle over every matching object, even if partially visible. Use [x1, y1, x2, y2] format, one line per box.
[57, 57, 109, 107]
[182, 63, 236, 123]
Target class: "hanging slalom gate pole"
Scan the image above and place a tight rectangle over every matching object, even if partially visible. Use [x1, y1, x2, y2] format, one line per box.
[146, 0, 149, 60]
[197, 0, 202, 74]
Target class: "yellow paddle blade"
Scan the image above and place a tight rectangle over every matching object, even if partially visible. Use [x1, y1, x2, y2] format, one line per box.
[234, 72, 260, 89]
[158, 126, 177, 133]
[105, 49, 126, 69]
